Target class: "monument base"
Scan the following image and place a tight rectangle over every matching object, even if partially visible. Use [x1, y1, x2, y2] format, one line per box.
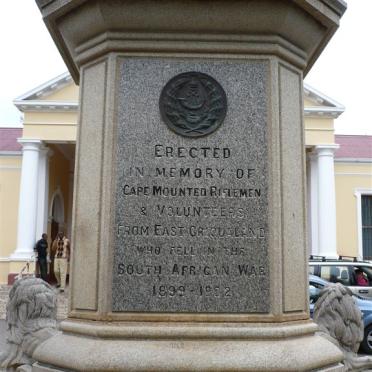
[32, 320, 344, 371]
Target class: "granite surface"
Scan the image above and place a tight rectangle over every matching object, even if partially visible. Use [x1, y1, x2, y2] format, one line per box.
[112, 58, 269, 313]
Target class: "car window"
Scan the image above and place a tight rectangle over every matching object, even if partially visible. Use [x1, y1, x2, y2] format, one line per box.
[352, 266, 372, 286]
[309, 280, 325, 304]
[357, 266, 372, 279]
[309, 265, 316, 275]
[319, 266, 351, 285]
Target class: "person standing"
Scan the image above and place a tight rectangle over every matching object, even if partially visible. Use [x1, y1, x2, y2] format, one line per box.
[52, 231, 70, 292]
[34, 233, 49, 281]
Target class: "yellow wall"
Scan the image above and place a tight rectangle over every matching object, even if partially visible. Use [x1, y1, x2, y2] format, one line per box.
[23, 124, 76, 142]
[23, 111, 77, 142]
[0, 262, 9, 284]
[0, 261, 36, 284]
[40, 83, 79, 102]
[0, 148, 74, 283]
[335, 162, 372, 257]
[304, 117, 335, 146]
[0, 156, 21, 258]
[304, 98, 323, 107]
[24, 111, 77, 125]
[0, 156, 39, 284]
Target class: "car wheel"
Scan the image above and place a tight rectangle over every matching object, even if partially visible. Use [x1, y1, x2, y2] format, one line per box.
[361, 324, 372, 354]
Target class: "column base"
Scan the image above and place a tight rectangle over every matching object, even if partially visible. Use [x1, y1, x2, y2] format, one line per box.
[32, 319, 344, 371]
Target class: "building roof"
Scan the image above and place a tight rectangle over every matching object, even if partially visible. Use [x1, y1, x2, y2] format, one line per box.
[0, 128, 22, 152]
[15, 71, 72, 101]
[303, 83, 345, 118]
[13, 71, 77, 113]
[335, 135, 372, 160]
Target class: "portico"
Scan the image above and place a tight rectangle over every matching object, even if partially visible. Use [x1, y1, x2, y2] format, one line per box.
[304, 85, 345, 258]
[7, 139, 74, 282]
[5, 73, 77, 283]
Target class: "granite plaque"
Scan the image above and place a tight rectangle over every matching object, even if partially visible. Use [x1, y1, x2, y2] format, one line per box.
[112, 58, 269, 313]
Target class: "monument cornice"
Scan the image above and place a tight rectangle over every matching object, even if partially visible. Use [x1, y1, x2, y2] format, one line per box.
[36, 0, 347, 83]
[74, 33, 308, 73]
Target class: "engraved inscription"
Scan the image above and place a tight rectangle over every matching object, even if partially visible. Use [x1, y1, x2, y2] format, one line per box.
[113, 59, 269, 313]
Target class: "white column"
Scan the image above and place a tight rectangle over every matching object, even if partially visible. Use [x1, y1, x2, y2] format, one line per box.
[314, 145, 339, 258]
[67, 160, 75, 239]
[308, 152, 319, 256]
[11, 139, 42, 260]
[35, 147, 51, 241]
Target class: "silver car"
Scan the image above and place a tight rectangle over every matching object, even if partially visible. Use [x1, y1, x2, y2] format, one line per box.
[309, 258, 372, 299]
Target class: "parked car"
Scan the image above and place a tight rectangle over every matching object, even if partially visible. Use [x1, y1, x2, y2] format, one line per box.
[309, 274, 372, 354]
[309, 256, 372, 299]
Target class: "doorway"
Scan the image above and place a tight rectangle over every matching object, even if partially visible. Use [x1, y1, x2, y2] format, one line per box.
[49, 190, 65, 283]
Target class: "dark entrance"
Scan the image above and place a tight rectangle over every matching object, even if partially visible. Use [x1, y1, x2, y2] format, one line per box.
[362, 195, 372, 260]
[49, 193, 64, 283]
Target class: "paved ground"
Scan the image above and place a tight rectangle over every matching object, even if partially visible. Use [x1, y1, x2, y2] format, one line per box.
[0, 319, 6, 353]
[0, 285, 9, 321]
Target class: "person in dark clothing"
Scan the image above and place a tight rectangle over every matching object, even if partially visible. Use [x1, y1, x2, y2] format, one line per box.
[34, 233, 49, 281]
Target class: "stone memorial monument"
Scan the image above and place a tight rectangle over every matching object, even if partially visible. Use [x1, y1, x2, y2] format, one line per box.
[33, 0, 346, 370]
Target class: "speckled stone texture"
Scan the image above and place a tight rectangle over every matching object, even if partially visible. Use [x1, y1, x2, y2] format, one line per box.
[112, 58, 269, 313]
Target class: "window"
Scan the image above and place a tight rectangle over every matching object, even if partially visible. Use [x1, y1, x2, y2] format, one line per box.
[309, 280, 325, 304]
[319, 266, 351, 285]
[352, 266, 372, 286]
[362, 195, 372, 260]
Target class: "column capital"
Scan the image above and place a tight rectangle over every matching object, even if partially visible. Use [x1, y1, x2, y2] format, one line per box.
[313, 144, 340, 157]
[17, 138, 43, 151]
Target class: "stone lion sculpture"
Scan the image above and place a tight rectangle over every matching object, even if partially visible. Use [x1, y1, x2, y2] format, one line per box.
[314, 282, 372, 371]
[0, 277, 58, 371]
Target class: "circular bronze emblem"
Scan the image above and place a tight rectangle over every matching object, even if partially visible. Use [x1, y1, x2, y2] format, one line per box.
[159, 72, 227, 137]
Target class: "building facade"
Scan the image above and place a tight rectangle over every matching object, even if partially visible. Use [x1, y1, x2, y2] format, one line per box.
[0, 73, 371, 284]
[334, 135, 372, 259]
